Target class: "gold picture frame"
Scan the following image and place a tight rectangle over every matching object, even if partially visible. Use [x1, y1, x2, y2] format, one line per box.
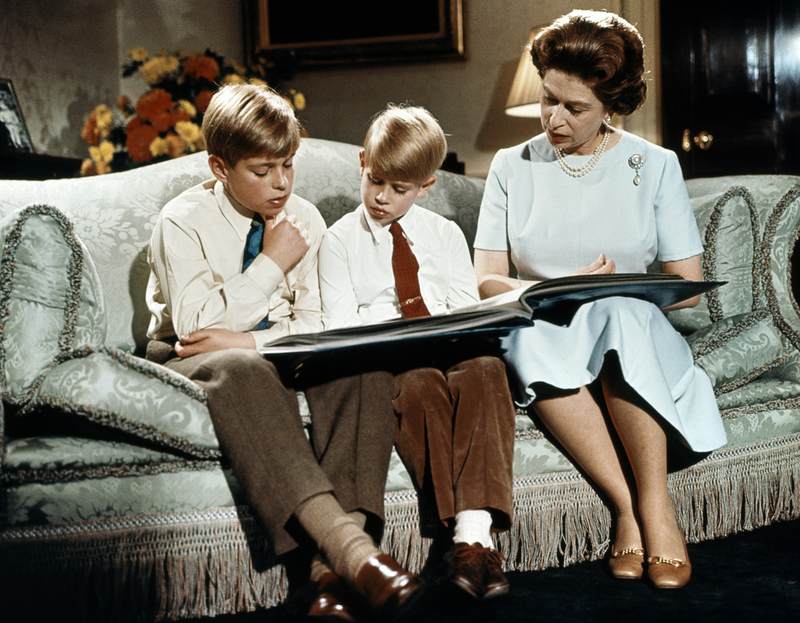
[246, 0, 466, 67]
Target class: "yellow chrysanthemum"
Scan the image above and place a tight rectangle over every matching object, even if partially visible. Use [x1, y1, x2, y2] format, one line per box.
[139, 55, 181, 85]
[222, 73, 246, 85]
[293, 91, 306, 111]
[149, 136, 170, 158]
[177, 99, 197, 118]
[94, 104, 114, 137]
[249, 78, 268, 87]
[127, 47, 149, 62]
[97, 140, 115, 163]
[175, 121, 204, 151]
[80, 158, 97, 176]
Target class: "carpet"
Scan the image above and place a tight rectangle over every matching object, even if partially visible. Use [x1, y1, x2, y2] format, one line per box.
[195, 518, 800, 623]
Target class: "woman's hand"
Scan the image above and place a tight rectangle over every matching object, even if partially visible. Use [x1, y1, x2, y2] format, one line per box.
[175, 329, 256, 357]
[569, 253, 616, 276]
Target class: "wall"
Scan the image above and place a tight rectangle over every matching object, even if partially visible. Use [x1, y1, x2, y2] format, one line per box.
[289, 0, 660, 176]
[1, 0, 242, 161]
[1, 0, 659, 177]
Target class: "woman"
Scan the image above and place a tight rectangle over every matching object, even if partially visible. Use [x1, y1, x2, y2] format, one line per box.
[474, 10, 727, 589]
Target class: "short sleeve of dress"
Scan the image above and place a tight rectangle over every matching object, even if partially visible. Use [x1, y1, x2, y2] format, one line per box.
[474, 150, 510, 251]
[654, 150, 704, 262]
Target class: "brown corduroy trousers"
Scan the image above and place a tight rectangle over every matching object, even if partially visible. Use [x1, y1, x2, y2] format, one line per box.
[393, 355, 516, 532]
[164, 349, 395, 555]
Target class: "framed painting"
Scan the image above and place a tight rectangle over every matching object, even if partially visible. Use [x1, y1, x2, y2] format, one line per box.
[246, 0, 466, 66]
[0, 78, 34, 153]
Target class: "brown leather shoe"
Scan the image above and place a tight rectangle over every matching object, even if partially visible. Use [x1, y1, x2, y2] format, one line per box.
[352, 554, 426, 622]
[444, 542, 484, 599]
[286, 571, 357, 621]
[608, 547, 645, 580]
[482, 547, 511, 600]
[646, 555, 692, 589]
[444, 543, 510, 600]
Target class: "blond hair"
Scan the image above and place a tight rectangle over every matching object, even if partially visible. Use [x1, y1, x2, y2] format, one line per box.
[202, 84, 300, 166]
[363, 105, 447, 183]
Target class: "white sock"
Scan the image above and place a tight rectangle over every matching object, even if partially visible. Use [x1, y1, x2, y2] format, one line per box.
[453, 509, 494, 549]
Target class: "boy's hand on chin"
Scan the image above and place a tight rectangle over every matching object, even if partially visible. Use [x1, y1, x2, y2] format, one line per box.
[176, 329, 256, 357]
[261, 214, 310, 273]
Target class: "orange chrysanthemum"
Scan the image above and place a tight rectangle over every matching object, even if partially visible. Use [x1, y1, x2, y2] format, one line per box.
[183, 55, 220, 81]
[194, 90, 215, 113]
[165, 132, 187, 159]
[118, 95, 132, 114]
[81, 114, 99, 146]
[136, 89, 174, 123]
[171, 108, 192, 126]
[148, 111, 173, 134]
[126, 120, 159, 163]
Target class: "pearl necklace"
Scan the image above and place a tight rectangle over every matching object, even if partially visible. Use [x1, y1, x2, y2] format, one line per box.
[554, 129, 611, 178]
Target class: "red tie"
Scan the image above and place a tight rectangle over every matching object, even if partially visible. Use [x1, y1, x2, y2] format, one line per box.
[390, 221, 431, 319]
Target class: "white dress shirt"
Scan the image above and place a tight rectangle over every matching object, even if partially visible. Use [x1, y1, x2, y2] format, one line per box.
[320, 203, 479, 329]
[146, 179, 325, 349]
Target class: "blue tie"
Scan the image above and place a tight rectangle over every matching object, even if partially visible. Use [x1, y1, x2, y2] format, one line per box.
[243, 215, 271, 331]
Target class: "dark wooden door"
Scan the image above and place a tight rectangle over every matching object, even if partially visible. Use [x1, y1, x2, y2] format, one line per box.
[660, 1, 800, 179]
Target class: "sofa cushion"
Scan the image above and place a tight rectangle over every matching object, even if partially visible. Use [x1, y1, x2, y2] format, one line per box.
[2, 435, 235, 528]
[686, 309, 784, 394]
[668, 186, 760, 333]
[0, 205, 106, 403]
[24, 345, 220, 457]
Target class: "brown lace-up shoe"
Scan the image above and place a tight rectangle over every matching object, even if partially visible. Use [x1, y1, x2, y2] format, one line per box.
[286, 571, 357, 621]
[482, 547, 511, 599]
[444, 543, 510, 600]
[352, 553, 426, 621]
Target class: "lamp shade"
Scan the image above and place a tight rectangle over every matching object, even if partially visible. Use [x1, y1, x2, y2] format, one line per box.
[505, 28, 544, 118]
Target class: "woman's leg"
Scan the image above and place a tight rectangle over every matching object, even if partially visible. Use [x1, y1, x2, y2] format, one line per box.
[534, 386, 642, 553]
[600, 370, 688, 563]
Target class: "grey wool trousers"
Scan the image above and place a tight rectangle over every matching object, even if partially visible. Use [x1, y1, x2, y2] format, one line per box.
[164, 349, 395, 555]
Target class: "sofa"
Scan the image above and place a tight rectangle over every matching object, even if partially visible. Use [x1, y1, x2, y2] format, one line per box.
[1, 138, 799, 622]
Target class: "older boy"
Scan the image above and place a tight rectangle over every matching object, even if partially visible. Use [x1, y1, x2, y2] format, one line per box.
[319, 105, 517, 601]
[146, 85, 423, 622]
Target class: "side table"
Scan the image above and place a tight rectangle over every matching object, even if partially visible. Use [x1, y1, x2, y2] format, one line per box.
[0, 150, 83, 180]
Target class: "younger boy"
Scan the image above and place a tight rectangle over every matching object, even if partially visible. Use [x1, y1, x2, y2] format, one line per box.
[145, 85, 424, 622]
[319, 105, 517, 601]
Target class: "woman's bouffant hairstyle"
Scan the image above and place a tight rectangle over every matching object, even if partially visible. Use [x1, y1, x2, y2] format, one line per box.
[363, 105, 447, 184]
[530, 10, 647, 116]
[202, 84, 300, 166]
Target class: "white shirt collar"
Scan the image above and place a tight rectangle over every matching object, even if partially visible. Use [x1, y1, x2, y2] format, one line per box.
[359, 203, 421, 247]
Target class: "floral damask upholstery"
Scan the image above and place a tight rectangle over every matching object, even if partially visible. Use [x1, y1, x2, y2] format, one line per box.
[1, 141, 800, 622]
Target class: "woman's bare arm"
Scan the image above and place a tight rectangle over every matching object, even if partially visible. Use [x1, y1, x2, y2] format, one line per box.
[662, 254, 703, 310]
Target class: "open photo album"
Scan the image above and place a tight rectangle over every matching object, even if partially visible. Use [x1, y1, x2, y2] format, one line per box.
[259, 273, 723, 367]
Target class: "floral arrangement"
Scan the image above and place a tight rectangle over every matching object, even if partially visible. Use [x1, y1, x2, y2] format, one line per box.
[80, 48, 305, 175]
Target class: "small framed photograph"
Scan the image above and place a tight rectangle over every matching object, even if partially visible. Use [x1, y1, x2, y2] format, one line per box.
[0, 78, 34, 153]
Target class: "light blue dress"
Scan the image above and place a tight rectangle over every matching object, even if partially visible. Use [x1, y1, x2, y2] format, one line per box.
[475, 131, 727, 452]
